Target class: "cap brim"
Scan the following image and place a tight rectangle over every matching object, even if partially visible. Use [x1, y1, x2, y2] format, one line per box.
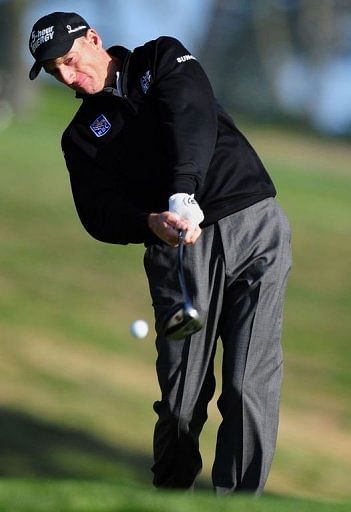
[29, 37, 75, 81]
[29, 61, 42, 80]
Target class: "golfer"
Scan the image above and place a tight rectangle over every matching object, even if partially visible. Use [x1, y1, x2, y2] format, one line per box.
[29, 12, 292, 494]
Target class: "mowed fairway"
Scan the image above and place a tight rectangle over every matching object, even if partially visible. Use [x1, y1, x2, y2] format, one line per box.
[0, 86, 350, 510]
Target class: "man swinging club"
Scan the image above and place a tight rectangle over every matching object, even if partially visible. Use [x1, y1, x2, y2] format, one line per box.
[29, 11, 292, 494]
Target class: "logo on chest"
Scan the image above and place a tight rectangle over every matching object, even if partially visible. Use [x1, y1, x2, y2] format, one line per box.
[140, 69, 152, 94]
[89, 114, 111, 138]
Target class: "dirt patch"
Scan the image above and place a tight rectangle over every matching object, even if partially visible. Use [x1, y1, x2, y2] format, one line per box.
[10, 333, 158, 399]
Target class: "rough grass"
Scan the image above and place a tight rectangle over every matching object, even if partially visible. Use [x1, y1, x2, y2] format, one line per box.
[0, 480, 349, 512]
[0, 85, 350, 505]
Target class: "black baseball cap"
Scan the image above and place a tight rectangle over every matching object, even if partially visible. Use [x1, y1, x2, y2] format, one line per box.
[29, 12, 90, 80]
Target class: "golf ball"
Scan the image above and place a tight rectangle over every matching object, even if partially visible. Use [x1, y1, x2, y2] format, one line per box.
[130, 319, 149, 339]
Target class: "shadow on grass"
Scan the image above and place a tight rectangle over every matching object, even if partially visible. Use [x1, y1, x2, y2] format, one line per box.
[0, 407, 152, 483]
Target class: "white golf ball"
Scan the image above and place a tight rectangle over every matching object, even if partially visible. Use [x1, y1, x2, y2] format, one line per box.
[130, 319, 149, 339]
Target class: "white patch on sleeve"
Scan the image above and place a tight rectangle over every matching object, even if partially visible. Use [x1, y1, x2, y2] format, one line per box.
[176, 54, 196, 63]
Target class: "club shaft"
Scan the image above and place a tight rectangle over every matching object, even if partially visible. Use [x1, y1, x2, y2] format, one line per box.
[178, 231, 191, 305]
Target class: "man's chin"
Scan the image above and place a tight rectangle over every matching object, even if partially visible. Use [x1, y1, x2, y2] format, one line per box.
[71, 84, 103, 95]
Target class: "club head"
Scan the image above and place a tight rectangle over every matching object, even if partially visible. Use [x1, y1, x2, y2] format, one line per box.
[161, 302, 203, 341]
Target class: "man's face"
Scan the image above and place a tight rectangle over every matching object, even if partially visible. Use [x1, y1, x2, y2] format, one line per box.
[43, 30, 110, 94]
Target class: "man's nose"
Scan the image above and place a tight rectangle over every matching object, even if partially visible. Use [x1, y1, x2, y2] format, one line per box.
[58, 65, 75, 85]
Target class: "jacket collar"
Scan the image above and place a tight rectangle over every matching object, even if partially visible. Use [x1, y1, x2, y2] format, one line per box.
[106, 45, 132, 97]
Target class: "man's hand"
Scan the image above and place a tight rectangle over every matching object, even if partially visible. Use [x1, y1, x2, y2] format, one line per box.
[148, 211, 202, 246]
[168, 193, 204, 228]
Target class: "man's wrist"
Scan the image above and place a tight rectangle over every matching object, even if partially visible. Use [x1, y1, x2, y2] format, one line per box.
[147, 213, 157, 231]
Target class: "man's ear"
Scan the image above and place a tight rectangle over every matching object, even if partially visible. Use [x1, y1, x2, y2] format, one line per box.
[85, 28, 102, 50]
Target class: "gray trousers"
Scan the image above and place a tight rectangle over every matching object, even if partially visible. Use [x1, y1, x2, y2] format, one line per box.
[144, 198, 292, 494]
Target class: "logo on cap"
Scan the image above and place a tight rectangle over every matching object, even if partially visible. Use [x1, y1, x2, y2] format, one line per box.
[30, 26, 55, 54]
[90, 114, 112, 138]
[66, 24, 87, 34]
[29, 12, 91, 79]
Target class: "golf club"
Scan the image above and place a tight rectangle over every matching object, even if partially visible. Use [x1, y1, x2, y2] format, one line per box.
[161, 230, 203, 341]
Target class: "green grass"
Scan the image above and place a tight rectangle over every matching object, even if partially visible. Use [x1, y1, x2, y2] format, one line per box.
[0, 480, 349, 512]
[0, 85, 351, 507]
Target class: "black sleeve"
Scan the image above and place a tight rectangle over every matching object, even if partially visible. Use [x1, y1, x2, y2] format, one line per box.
[62, 138, 157, 245]
[147, 37, 218, 195]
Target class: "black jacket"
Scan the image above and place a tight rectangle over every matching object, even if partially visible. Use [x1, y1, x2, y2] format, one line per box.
[61, 36, 276, 245]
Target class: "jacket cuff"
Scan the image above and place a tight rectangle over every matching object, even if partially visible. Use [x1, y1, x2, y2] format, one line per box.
[169, 174, 197, 195]
[138, 213, 160, 245]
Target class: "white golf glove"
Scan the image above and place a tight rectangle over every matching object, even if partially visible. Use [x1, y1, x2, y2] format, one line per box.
[168, 193, 204, 228]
